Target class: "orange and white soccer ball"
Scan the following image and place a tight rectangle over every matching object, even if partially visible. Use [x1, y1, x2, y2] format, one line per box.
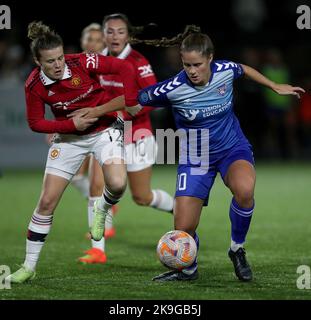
[156, 230, 197, 270]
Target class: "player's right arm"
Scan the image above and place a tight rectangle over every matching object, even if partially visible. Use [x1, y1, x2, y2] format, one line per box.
[137, 77, 176, 108]
[26, 88, 97, 133]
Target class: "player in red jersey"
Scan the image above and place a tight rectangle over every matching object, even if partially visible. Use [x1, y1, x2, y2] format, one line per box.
[74, 14, 174, 264]
[47, 23, 107, 199]
[71, 23, 107, 199]
[6, 21, 141, 283]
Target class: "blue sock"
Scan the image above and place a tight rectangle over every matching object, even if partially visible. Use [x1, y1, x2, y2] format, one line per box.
[230, 197, 254, 245]
[182, 232, 199, 274]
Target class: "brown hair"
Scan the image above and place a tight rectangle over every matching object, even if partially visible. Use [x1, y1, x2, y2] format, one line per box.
[181, 32, 214, 57]
[102, 13, 156, 40]
[130, 25, 203, 47]
[28, 21, 63, 59]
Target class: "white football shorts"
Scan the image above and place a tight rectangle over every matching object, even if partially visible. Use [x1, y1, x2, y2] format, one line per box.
[125, 135, 158, 172]
[45, 128, 124, 181]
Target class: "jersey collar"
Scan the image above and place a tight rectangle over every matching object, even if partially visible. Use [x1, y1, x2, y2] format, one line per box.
[102, 43, 132, 60]
[40, 64, 72, 86]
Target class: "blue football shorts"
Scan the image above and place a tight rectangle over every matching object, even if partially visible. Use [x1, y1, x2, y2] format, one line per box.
[175, 143, 255, 206]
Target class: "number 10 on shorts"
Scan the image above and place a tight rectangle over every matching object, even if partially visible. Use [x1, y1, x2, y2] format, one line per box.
[177, 173, 187, 191]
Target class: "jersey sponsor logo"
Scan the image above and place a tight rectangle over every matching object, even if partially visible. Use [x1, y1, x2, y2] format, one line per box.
[99, 76, 123, 88]
[138, 64, 154, 78]
[52, 85, 94, 110]
[48, 90, 55, 96]
[153, 77, 181, 96]
[50, 148, 60, 160]
[179, 101, 232, 121]
[71, 76, 82, 87]
[181, 109, 200, 121]
[86, 53, 97, 69]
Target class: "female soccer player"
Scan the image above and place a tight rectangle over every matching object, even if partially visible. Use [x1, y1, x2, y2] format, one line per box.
[46, 24, 107, 200]
[6, 21, 140, 283]
[137, 27, 305, 281]
[74, 14, 174, 264]
[69, 23, 107, 199]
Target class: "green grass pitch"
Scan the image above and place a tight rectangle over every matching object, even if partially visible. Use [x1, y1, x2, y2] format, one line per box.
[0, 163, 311, 300]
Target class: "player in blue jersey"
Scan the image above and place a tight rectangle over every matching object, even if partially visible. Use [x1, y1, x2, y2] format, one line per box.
[138, 26, 305, 282]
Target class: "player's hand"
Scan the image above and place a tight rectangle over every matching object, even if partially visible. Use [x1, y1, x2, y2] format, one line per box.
[67, 108, 99, 119]
[45, 133, 55, 146]
[272, 84, 305, 98]
[125, 104, 143, 117]
[72, 114, 98, 131]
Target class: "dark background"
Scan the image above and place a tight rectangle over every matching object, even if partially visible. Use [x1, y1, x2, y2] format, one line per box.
[1, 0, 311, 163]
[3, 0, 310, 58]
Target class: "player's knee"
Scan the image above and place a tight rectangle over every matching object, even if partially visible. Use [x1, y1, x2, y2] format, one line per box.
[234, 187, 254, 208]
[105, 177, 127, 196]
[37, 195, 57, 213]
[132, 194, 150, 206]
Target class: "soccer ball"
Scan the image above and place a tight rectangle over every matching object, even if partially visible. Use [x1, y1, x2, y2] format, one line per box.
[156, 230, 197, 270]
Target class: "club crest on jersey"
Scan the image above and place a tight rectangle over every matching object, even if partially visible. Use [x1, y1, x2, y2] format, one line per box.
[50, 148, 60, 160]
[216, 83, 227, 96]
[71, 76, 82, 87]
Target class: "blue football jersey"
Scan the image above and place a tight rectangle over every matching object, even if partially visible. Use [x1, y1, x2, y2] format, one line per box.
[138, 60, 250, 157]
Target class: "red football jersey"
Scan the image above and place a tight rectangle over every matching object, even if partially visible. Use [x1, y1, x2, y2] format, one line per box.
[99, 44, 157, 142]
[25, 53, 138, 135]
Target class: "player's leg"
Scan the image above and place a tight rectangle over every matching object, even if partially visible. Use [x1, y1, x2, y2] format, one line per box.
[91, 128, 127, 241]
[90, 157, 118, 239]
[222, 155, 256, 281]
[78, 156, 107, 264]
[126, 136, 174, 212]
[7, 139, 88, 283]
[153, 196, 203, 282]
[7, 173, 71, 283]
[90, 158, 127, 241]
[71, 155, 90, 199]
[127, 166, 173, 212]
[89, 156, 117, 238]
[153, 165, 216, 282]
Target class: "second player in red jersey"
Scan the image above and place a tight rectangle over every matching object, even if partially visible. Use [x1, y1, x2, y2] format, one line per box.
[73, 14, 174, 265]
[100, 41, 155, 141]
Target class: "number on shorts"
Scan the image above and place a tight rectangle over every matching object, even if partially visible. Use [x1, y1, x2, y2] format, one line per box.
[177, 173, 187, 191]
[136, 139, 146, 157]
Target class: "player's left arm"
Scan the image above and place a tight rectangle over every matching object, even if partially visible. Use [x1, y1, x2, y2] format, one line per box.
[133, 60, 158, 115]
[67, 95, 125, 119]
[241, 64, 305, 98]
[81, 53, 141, 115]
